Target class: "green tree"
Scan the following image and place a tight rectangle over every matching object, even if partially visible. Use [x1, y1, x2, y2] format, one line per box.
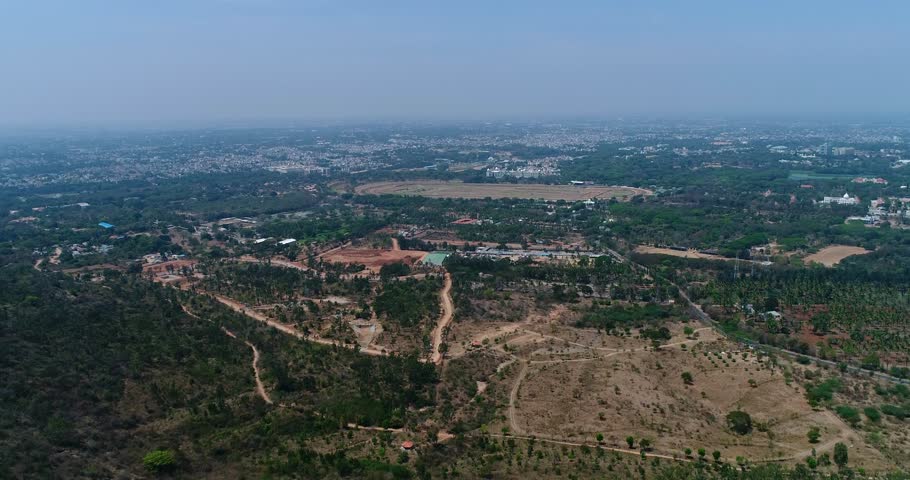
[806, 456, 817, 470]
[712, 450, 721, 462]
[864, 406, 881, 423]
[807, 426, 820, 443]
[726, 410, 753, 435]
[595, 433, 604, 443]
[681, 371, 694, 385]
[639, 438, 651, 451]
[810, 312, 831, 334]
[834, 442, 848, 469]
[626, 436, 635, 449]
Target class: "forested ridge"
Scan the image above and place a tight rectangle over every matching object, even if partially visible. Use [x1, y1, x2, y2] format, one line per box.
[0, 265, 436, 478]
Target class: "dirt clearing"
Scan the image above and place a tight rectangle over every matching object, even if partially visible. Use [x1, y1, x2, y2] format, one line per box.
[804, 245, 871, 266]
[320, 246, 427, 272]
[355, 181, 651, 201]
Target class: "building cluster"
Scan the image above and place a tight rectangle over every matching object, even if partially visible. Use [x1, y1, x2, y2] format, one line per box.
[484, 154, 565, 179]
[2, 122, 906, 189]
[852, 177, 888, 185]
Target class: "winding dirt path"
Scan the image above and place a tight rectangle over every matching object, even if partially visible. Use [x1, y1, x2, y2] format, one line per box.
[768, 410, 853, 462]
[391, 237, 400, 251]
[183, 305, 273, 404]
[508, 360, 529, 435]
[219, 326, 273, 404]
[430, 273, 454, 364]
[208, 292, 390, 357]
[245, 339, 273, 404]
[485, 433, 689, 463]
[33, 258, 44, 271]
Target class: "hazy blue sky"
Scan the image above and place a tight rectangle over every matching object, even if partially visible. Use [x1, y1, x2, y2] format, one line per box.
[2, 0, 908, 126]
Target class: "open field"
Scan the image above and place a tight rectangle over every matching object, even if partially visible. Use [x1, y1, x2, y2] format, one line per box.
[804, 245, 872, 266]
[635, 246, 731, 261]
[355, 180, 652, 201]
[320, 246, 427, 272]
[501, 328, 890, 469]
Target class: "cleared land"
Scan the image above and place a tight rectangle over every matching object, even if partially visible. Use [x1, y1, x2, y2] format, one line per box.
[500, 327, 888, 468]
[804, 245, 872, 266]
[635, 246, 730, 261]
[320, 247, 428, 272]
[355, 181, 652, 201]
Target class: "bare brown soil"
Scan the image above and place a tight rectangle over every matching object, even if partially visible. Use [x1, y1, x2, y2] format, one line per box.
[430, 273, 453, 364]
[804, 245, 871, 266]
[320, 247, 427, 272]
[500, 328, 888, 468]
[355, 180, 652, 201]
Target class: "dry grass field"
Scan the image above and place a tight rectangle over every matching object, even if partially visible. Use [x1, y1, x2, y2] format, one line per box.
[477, 320, 893, 470]
[635, 246, 732, 261]
[355, 180, 652, 201]
[804, 245, 872, 266]
[498, 332, 888, 468]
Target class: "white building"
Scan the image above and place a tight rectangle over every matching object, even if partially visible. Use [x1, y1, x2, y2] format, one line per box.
[821, 193, 859, 206]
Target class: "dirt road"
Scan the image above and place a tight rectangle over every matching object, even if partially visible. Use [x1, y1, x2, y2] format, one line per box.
[430, 273, 454, 364]
[391, 237, 400, 251]
[219, 326, 273, 404]
[485, 433, 690, 463]
[508, 360, 529, 435]
[245, 339, 273, 404]
[184, 306, 274, 404]
[208, 292, 390, 357]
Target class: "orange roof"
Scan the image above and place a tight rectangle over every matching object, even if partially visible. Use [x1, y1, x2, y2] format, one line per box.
[401, 441, 415, 449]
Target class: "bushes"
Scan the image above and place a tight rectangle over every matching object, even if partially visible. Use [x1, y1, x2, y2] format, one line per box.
[142, 449, 176, 473]
[880, 404, 909, 420]
[864, 406, 881, 423]
[575, 303, 682, 332]
[380, 262, 411, 278]
[834, 405, 861, 426]
[806, 378, 842, 405]
[681, 372, 694, 385]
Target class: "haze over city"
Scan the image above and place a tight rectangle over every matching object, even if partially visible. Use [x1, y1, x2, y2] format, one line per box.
[3, 0, 910, 127]
[5, 2, 910, 479]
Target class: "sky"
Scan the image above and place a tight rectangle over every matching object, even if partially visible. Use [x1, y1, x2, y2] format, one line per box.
[1, 0, 909, 127]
